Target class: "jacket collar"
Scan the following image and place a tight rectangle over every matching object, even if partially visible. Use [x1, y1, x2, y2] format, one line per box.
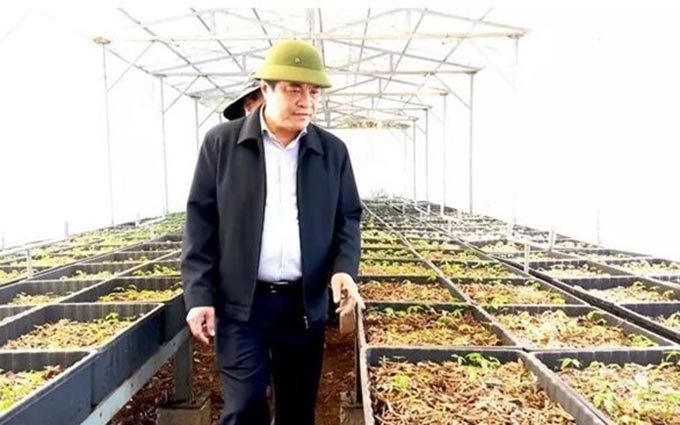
[236, 105, 324, 156]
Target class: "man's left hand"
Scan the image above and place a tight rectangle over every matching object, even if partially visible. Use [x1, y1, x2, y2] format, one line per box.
[331, 272, 365, 316]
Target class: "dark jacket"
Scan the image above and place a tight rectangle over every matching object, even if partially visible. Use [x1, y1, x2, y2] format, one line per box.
[181, 106, 362, 326]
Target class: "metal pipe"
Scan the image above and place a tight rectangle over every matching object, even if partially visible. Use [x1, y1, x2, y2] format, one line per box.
[468, 73, 475, 214]
[101, 45, 115, 226]
[441, 95, 447, 216]
[424, 109, 430, 214]
[412, 120, 417, 206]
[160, 76, 169, 216]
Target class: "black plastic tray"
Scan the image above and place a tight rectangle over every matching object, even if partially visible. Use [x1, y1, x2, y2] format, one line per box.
[433, 259, 533, 280]
[358, 301, 517, 350]
[482, 304, 676, 351]
[603, 257, 680, 277]
[27, 263, 130, 282]
[559, 248, 651, 261]
[533, 348, 680, 425]
[360, 347, 605, 425]
[0, 303, 163, 404]
[617, 302, 680, 344]
[122, 260, 181, 278]
[63, 276, 185, 342]
[0, 306, 36, 325]
[554, 276, 680, 312]
[450, 277, 586, 305]
[82, 251, 166, 264]
[529, 260, 632, 283]
[0, 279, 100, 306]
[121, 242, 179, 252]
[0, 350, 97, 425]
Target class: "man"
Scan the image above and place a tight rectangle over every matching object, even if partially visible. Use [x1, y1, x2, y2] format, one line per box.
[223, 73, 264, 120]
[181, 39, 364, 425]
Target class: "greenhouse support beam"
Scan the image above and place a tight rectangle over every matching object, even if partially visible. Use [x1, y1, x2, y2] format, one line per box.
[441, 95, 448, 216]
[194, 97, 200, 153]
[101, 44, 115, 227]
[425, 109, 430, 214]
[159, 76, 169, 216]
[412, 120, 417, 206]
[468, 73, 475, 214]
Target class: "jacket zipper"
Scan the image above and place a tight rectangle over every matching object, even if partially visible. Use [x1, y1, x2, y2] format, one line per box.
[297, 145, 309, 330]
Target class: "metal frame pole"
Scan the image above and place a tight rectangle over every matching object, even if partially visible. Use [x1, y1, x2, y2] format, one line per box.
[159, 76, 169, 216]
[468, 73, 475, 214]
[441, 95, 447, 216]
[412, 119, 417, 206]
[424, 109, 430, 214]
[194, 97, 200, 153]
[101, 44, 115, 226]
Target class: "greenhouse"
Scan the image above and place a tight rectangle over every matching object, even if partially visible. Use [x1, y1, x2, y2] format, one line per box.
[1, 5, 679, 425]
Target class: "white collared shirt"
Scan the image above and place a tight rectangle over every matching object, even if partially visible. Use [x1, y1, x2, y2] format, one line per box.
[256, 106, 307, 282]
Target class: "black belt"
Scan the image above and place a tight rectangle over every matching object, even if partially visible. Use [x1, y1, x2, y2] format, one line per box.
[256, 279, 302, 292]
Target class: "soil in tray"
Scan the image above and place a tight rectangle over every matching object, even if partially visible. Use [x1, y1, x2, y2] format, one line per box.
[0, 313, 138, 349]
[579, 281, 678, 303]
[502, 252, 565, 262]
[409, 240, 461, 250]
[364, 305, 500, 346]
[656, 312, 680, 333]
[494, 310, 657, 349]
[0, 365, 63, 413]
[420, 250, 485, 261]
[459, 280, 567, 305]
[537, 264, 611, 279]
[439, 262, 520, 279]
[610, 259, 680, 276]
[361, 230, 399, 240]
[362, 242, 407, 249]
[359, 261, 433, 276]
[60, 270, 115, 280]
[576, 252, 641, 262]
[0, 270, 25, 285]
[359, 279, 458, 303]
[361, 248, 414, 259]
[97, 284, 183, 302]
[132, 265, 179, 277]
[8, 292, 68, 305]
[478, 241, 525, 253]
[370, 354, 574, 425]
[557, 356, 680, 424]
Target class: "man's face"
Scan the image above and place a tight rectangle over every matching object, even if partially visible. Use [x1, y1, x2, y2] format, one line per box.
[261, 81, 320, 133]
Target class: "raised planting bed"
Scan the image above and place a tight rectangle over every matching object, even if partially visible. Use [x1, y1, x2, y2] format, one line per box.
[551, 240, 601, 250]
[31, 263, 131, 282]
[535, 349, 680, 425]
[453, 278, 584, 306]
[417, 249, 490, 262]
[0, 280, 100, 306]
[484, 305, 674, 350]
[122, 242, 179, 253]
[407, 239, 462, 250]
[358, 276, 463, 303]
[126, 261, 180, 278]
[618, 302, 680, 344]
[471, 239, 527, 254]
[0, 269, 26, 286]
[361, 230, 400, 240]
[604, 258, 680, 277]
[559, 277, 680, 307]
[360, 248, 416, 260]
[361, 240, 407, 250]
[1, 254, 88, 269]
[82, 251, 164, 265]
[496, 250, 577, 263]
[560, 249, 651, 262]
[64, 276, 184, 342]
[362, 347, 603, 425]
[436, 261, 526, 280]
[530, 260, 629, 280]
[0, 306, 35, 326]
[0, 351, 96, 425]
[0, 303, 163, 404]
[359, 260, 435, 278]
[359, 302, 513, 348]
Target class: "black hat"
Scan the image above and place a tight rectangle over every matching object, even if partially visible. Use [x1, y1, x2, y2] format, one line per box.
[223, 78, 262, 120]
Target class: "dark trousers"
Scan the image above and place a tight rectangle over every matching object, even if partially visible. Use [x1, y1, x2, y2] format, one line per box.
[216, 283, 325, 425]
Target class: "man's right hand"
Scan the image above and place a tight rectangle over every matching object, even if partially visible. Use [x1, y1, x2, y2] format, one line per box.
[186, 306, 216, 345]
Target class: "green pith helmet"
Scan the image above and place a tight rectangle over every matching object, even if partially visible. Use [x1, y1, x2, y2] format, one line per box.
[254, 39, 332, 88]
